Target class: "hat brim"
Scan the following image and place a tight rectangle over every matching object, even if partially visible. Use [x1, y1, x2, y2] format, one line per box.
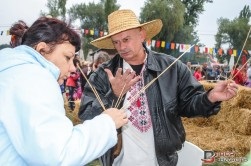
[90, 19, 163, 49]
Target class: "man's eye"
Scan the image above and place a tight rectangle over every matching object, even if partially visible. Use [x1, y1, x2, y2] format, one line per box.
[112, 41, 118, 45]
[122, 38, 129, 42]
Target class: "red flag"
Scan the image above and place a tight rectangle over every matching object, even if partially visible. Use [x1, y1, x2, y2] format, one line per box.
[156, 40, 161, 48]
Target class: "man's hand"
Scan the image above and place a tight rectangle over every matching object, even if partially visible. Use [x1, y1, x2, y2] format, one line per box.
[104, 68, 141, 97]
[207, 80, 239, 103]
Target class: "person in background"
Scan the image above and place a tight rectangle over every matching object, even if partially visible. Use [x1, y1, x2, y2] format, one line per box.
[232, 64, 245, 85]
[218, 66, 227, 80]
[9, 20, 28, 47]
[66, 63, 79, 110]
[93, 52, 111, 71]
[186, 61, 194, 74]
[193, 66, 204, 81]
[78, 9, 238, 166]
[0, 17, 128, 165]
[201, 62, 209, 80]
[245, 63, 251, 87]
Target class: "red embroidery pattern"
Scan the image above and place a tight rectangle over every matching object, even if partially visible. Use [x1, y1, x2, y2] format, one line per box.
[127, 80, 152, 133]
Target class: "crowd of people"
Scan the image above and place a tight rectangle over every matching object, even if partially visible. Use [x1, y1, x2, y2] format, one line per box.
[187, 61, 251, 88]
[61, 50, 112, 111]
[0, 9, 247, 166]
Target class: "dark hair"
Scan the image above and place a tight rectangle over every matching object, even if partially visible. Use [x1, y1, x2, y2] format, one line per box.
[11, 17, 81, 53]
[73, 58, 81, 67]
[9, 20, 28, 47]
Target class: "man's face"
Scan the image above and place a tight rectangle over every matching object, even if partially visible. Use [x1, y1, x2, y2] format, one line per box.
[111, 28, 146, 64]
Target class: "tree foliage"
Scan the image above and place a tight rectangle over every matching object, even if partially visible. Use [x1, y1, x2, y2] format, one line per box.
[68, 1, 120, 57]
[215, 5, 251, 50]
[140, 0, 185, 42]
[42, 0, 67, 19]
[182, 0, 213, 27]
[215, 5, 251, 64]
[239, 5, 251, 20]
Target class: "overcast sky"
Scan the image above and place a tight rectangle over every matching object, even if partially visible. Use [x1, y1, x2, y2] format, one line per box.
[0, 0, 250, 47]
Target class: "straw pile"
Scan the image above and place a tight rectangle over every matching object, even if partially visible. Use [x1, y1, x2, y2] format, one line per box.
[183, 81, 251, 157]
[65, 100, 82, 125]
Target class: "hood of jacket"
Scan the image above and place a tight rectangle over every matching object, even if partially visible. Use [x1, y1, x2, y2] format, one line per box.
[0, 45, 60, 80]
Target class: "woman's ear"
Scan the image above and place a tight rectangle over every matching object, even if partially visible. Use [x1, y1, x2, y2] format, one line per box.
[35, 42, 48, 55]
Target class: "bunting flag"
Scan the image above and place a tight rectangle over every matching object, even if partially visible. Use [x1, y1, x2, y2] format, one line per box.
[218, 48, 223, 56]
[84, 29, 89, 35]
[0, 27, 250, 56]
[194, 45, 199, 53]
[199, 47, 204, 53]
[209, 48, 213, 54]
[161, 41, 165, 48]
[233, 49, 237, 56]
[165, 42, 170, 49]
[204, 47, 208, 53]
[100, 31, 104, 37]
[94, 29, 99, 36]
[146, 39, 151, 46]
[151, 40, 156, 48]
[170, 43, 175, 50]
[228, 49, 233, 55]
[90, 29, 94, 35]
[179, 44, 186, 52]
[156, 40, 161, 48]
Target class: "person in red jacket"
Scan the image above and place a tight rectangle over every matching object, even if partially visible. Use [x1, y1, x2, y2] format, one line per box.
[232, 64, 245, 85]
[66, 58, 80, 111]
[193, 66, 204, 81]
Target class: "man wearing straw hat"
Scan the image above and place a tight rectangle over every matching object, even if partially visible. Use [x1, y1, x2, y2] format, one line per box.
[79, 9, 238, 166]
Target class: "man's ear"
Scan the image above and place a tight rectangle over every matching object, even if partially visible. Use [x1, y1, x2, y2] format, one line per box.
[140, 28, 147, 42]
[35, 42, 48, 55]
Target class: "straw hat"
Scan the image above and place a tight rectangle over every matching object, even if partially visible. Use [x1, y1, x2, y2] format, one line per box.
[90, 9, 163, 49]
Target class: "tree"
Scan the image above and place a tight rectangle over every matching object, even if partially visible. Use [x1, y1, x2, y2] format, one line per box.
[239, 5, 251, 20]
[140, 0, 185, 43]
[215, 5, 251, 64]
[41, 0, 67, 19]
[176, 0, 213, 56]
[68, 1, 120, 58]
[182, 0, 213, 27]
[58, 0, 67, 20]
[103, 0, 120, 22]
[140, 0, 213, 61]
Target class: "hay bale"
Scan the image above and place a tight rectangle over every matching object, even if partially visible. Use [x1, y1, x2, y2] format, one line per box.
[183, 118, 251, 156]
[183, 81, 251, 157]
[213, 106, 251, 135]
[230, 87, 251, 109]
[65, 100, 82, 125]
[199, 80, 216, 91]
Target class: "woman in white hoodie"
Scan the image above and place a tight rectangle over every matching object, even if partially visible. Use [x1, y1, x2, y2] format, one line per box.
[0, 17, 128, 166]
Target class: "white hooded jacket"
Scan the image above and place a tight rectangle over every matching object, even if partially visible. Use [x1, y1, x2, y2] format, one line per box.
[0, 45, 117, 166]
